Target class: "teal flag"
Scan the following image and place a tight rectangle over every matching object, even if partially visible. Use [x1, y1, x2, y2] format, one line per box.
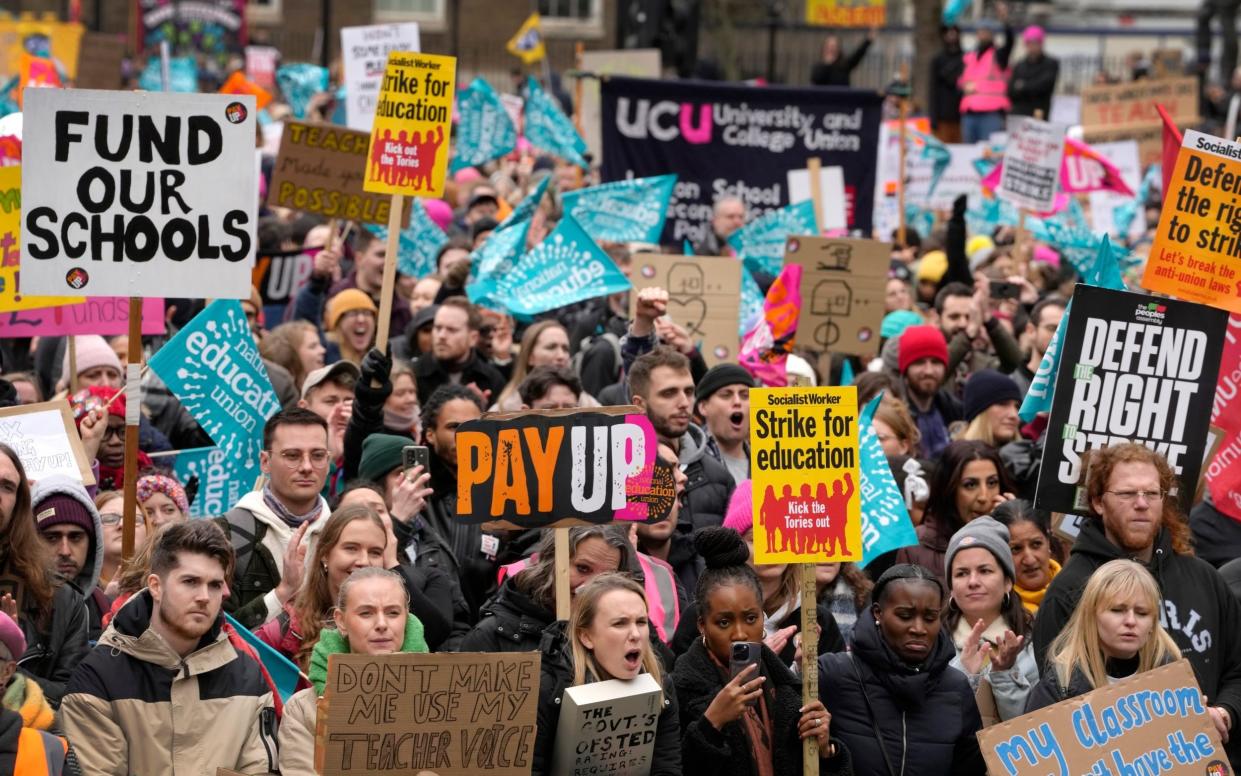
[839, 358, 855, 387]
[739, 266, 764, 337]
[173, 447, 258, 519]
[139, 56, 198, 92]
[1019, 236, 1126, 422]
[487, 216, 630, 316]
[369, 199, 449, 279]
[466, 176, 550, 307]
[451, 78, 517, 174]
[727, 200, 818, 278]
[859, 394, 920, 566]
[224, 614, 302, 702]
[561, 174, 676, 243]
[908, 129, 952, 198]
[524, 76, 588, 169]
[276, 64, 329, 120]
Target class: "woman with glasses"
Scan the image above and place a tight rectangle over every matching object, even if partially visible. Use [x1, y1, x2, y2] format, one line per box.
[95, 490, 148, 597]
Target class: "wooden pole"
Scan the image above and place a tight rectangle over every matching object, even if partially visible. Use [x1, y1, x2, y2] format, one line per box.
[800, 563, 820, 775]
[120, 298, 142, 560]
[573, 41, 585, 136]
[554, 527, 571, 621]
[67, 336, 78, 394]
[374, 194, 405, 352]
[897, 98, 909, 247]
[807, 157, 824, 234]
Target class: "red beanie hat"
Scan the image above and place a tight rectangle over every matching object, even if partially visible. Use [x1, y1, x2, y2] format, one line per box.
[898, 325, 949, 374]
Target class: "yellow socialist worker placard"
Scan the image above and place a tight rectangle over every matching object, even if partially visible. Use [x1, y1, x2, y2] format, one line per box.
[363, 51, 456, 198]
[749, 387, 861, 564]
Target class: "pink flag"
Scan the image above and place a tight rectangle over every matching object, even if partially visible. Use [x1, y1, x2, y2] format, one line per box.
[738, 264, 802, 387]
[981, 137, 1134, 202]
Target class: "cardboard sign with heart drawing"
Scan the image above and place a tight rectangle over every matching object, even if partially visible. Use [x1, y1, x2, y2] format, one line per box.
[629, 254, 743, 367]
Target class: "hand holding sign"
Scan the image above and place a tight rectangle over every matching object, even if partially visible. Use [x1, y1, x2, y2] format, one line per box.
[0, 593, 16, 622]
[633, 286, 668, 337]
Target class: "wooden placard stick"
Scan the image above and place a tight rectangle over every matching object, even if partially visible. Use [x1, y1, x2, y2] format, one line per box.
[555, 526, 571, 621]
[68, 336, 78, 394]
[807, 156, 824, 234]
[373, 194, 405, 352]
[897, 98, 909, 248]
[120, 297, 142, 560]
[801, 562, 820, 775]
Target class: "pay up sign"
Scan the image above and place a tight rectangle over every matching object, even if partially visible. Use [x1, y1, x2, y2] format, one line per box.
[456, 407, 676, 530]
[1034, 285, 1227, 515]
[20, 90, 257, 299]
[999, 115, 1067, 212]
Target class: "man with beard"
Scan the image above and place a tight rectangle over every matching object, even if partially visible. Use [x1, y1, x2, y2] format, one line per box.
[897, 325, 961, 458]
[629, 347, 734, 531]
[1011, 297, 1065, 396]
[694, 363, 756, 485]
[413, 297, 506, 408]
[935, 282, 1023, 398]
[62, 521, 278, 775]
[1032, 444, 1241, 765]
[32, 475, 107, 643]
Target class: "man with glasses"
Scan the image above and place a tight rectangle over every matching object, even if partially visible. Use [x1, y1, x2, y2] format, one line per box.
[214, 408, 332, 629]
[1032, 443, 1241, 758]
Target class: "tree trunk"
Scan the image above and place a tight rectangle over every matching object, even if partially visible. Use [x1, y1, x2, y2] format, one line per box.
[912, 0, 943, 113]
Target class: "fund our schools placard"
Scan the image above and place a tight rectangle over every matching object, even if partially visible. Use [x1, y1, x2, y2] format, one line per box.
[455, 407, 676, 531]
[749, 387, 861, 564]
[363, 52, 455, 199]
[20, 89, 257, 299]
[1034, 285, 1227, 515]
[1142, 130, 1241, 313]
[999, 116, 1067, 212]
[978, 660, 1226, 776]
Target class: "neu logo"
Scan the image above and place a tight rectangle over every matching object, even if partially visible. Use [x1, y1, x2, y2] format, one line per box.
[615, 98, 713, 144]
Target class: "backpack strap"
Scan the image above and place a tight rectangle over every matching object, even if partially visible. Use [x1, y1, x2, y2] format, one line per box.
[219, 507, 263, 582]
[848, 653, 900, 776]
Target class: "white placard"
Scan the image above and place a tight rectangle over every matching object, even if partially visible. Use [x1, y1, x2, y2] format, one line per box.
[998, 116, 1067, 212]
[340, 23, 421, 132]
[20, 89, 257, 299]
[788, 165, 847, 232]
[0, 401, 95, 485]
[1087, 140, 1143, 241]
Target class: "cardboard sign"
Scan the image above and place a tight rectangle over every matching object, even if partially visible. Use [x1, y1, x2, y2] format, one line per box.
[749, 387, 861, 564]
[805, 0, 886, 26]
[20, 89, 257, 299]
[268, 121, 402, 226]
[363, 52, 455, 198]
[318, 651, 539, 776]
[0, 297, 166, 337]
[0, 166, 81, 312]
[1034, 285, 1227, 515]
[999, 116, 1067, 212]
[978, 660, 1225, 776]
[0, 400, 95, 485]
[1142, 130, 1241, 313]
[340, 23, 421, 132]
[455, 407, 676, 530]
[782, 236, 888, 358]
[628, 254, 742, 367]
[550, 674, 663, 776]
[1080, 76, 1199, 131]
[74, 33, 126, 91]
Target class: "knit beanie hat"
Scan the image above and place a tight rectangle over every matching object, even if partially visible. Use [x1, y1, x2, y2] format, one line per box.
[881, 310, 923, 340]
[966, 235, 996, 271]
[695, 363, 756, 403]
[722, 480, 753, 534]
[0, 611, 24, 662]
[898, 325, 949, 374]
[33, 493, 94, 536]
[963, 369, 1023, 421]
[358, 433, 409, 483]
[62, 335, 122, 381]
[136, 474, 189, 515]
[326, 289, 378, 330]
[945, 516, 1015, 582]
[916, 251, 948, 283]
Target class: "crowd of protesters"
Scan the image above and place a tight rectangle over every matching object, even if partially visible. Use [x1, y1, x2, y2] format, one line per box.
[0, 12, 1238, 776]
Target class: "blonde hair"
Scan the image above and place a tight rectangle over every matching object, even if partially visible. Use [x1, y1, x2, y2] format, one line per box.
[874, 397, 921, 456]
[1047, 559, 1180, 692]
[569, 573, 663, 700]
[957, 413, 1000, 447]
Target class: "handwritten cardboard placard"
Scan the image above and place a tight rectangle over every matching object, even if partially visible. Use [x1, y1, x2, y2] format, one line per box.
[0, 400, 95, 485]
[978, 660, 1225, 776]
[628, 254, 741, 367]
[1080, 76, 1199, 131]
[455, 407, 676, 530]
[267, 121, 404, 226]
[0, 297, 166, 337]
[782, 236, 888, 358]
[749, 386, 861, 563]
[318, 651, 539, 776]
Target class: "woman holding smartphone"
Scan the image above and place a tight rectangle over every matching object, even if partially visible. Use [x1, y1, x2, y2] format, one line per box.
[672, 527, 851, 776]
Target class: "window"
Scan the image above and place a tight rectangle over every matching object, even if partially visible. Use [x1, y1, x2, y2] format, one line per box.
[373, 0, 446, 26]
[538, 0, 596, 19]
[537, 0, 603, 36]
[247, 0, 281, 25]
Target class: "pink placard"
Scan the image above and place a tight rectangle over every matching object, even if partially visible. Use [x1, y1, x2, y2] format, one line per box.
[0, 297, 167, 337]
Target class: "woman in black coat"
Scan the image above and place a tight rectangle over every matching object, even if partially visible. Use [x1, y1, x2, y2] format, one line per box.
[818, 564, 985, 776]
[672, 528, 852, 776]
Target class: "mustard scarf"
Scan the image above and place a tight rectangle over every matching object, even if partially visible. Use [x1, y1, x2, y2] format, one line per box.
[1015, 558, 1061, 614]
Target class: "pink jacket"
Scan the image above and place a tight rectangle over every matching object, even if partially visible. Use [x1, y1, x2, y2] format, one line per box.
[959, 47, 1011, 114]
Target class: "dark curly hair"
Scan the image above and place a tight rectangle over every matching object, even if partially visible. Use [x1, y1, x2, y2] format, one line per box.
[419, 384, 485, 443]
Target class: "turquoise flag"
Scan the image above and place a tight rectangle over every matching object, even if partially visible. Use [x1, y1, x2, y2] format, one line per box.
[561, 174, 676, 243]
[739, 266, 764, 337]
[224, 614, 302, 702]
[487, 216, 631, 316]
[466, 176, 550, 307]
[524, 76, 588, 168]
[369, 199, 448, 279]
[908, 129, 952, 198]
[276, 64, 329, 120]
[839, 358, 855, 387]
[1019, 236, 1126, 422]
[858, 394, 919, 566]
[1113, 164, 1157, 240]
[149, 300, 281, 464]
[451, 78, 517, 174]
[139, 56, 198, 92]
[727, 200, 819, 278]
[173, 447, 259, 518]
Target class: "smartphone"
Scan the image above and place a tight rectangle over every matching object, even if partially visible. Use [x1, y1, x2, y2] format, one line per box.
[729, 641, 763, 683]
[402, 445, 430, 473]
[989, 280, 1022, 300]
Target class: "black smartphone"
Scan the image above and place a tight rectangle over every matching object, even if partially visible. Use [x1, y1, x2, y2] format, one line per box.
[402, 445, 429, 472]
[989, 280, 1022, 300]
[729, 641, 762, 683]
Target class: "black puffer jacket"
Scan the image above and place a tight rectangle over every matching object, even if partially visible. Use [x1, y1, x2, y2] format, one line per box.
[678, 424, 735, 532]
[459, 576, 553, 653]
[673, 638, 852, 776]
[18, 582, 89, 708]
[532, 622, 682, 776]
[817, 616, 985, 776]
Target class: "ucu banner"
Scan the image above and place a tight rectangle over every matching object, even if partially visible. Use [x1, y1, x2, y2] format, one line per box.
[602, 77, 881, 247]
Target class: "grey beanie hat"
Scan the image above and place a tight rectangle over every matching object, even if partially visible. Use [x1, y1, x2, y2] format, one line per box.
[944, 516, 1014, 581]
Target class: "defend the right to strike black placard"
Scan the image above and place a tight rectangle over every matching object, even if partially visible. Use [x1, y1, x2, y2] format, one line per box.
[1034, 285, 1228, 515]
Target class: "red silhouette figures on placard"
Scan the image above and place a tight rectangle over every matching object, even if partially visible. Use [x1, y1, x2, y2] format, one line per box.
[758, 473, 854, 557]
[414, 126, 445, 190]
[369, 125, 445, 190]
[760, 485, 780, 557]
[370, 129, 392, 181]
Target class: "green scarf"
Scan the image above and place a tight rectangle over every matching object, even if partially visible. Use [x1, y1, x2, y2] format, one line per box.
[308, 616, 428, 696]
